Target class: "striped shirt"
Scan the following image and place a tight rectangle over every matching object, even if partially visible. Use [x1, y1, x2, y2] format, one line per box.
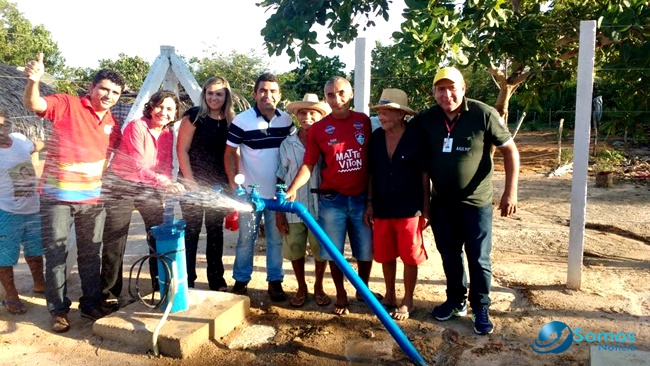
[227, 105, 293, 198]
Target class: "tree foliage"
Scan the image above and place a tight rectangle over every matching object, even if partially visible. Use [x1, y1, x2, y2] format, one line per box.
[368, 42, 432, 113]
[258, 0, 389, 61]
[283, 55, 347, 103]
[188, 50, 269, 108]
[97, 53, 151, 93]
[259, 0, 649, 138]
[397, 0, 649, 123]
[54, 54, 151, 96]
[0, 0, 65, 74]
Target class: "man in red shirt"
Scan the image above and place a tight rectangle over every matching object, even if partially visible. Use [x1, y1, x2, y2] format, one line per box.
[23, 53, 124, 333]
[285, 76, 380, 316]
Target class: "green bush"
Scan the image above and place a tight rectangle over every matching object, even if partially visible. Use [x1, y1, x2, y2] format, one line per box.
[592, 149, 626, 173]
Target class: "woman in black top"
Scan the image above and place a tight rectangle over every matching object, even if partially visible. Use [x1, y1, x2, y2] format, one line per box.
[177, 76, 235, 291]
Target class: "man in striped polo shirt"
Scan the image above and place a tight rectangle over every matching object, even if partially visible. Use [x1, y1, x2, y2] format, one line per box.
[224, 73, 293, 302]
[23, 53, 124, 333]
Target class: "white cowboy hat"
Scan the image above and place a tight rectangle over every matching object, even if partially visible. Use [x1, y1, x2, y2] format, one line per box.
[369, 88, 415, 115]
[286, 93, 331, 116]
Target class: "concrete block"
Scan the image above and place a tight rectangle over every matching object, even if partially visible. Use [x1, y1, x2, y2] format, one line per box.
[93, 289, 250, 358]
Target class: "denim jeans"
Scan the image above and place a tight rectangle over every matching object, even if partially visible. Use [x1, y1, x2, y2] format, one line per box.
[41, 196, 106, 315]
[430, 202, 493, 309]
[232, 208, 283, 283]
[317, 193, 373, 262]
[101, 179, 164, 298]
[180, 199, 226, 290]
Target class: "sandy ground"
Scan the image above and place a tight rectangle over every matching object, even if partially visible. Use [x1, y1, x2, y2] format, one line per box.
[1, 131, 649, 365]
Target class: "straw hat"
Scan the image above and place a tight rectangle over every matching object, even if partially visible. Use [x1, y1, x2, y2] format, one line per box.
[433, 67, 465, 86]
[286, 93, 331, 116]
[369, 88, 415, 115]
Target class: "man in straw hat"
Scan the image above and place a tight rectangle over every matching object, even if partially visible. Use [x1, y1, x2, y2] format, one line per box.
[363, 88, 429, 321]
[285, 76, 381, 316]
[275, 93, 331, 308]
[411, 67, 520, 334]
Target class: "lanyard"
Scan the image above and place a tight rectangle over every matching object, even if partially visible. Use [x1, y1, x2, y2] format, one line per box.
[444, 113, 461, 138]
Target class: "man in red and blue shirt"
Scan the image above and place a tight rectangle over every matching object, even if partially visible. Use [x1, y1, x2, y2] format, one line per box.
[286, 76, 379, 316]
[23, 53, 124, 333]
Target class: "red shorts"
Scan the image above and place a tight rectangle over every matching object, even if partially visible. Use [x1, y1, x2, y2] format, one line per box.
[372, 217, 427, 265]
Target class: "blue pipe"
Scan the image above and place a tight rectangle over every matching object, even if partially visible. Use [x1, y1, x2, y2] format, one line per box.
[246, 185, 428, 366]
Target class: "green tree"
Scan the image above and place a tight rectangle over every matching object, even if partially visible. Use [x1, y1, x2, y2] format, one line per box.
[53, 54, 151, 96]
[369, 41, 500, 114]
[399, 0, 648, 125]
[188, 50, 268, 109]
[259, 0, 649, 134]
[283, 55, 347, 103]
[368, 42, 431, 113]
[258, 0, 389, 61]
[97, 53, 151, 93]
[56, 66, 94, 95]
[0, 0, 65, 74]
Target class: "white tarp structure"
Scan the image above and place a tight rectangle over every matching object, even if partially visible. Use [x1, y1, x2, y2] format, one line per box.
[124, 45, 201, 126]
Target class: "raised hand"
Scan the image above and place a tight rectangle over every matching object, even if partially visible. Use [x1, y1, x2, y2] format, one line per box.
[24, 53, 45, 82]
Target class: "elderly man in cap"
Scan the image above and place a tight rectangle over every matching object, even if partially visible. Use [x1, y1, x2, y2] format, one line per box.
[285, 76, 378, 316]
[275, 93, 332, 308]
[363, 89, 430, 321]
[412, 67, 519, 334]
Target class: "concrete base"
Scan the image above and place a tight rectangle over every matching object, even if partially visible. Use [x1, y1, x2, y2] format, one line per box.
[93, 289, 250, 359]
[590, 345, 650, 366]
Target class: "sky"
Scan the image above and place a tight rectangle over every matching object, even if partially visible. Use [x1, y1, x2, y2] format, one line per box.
[12, 0, 407, 73]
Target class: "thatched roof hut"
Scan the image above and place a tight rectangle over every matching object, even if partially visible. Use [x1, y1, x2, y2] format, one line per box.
[0, 61, 55, 140]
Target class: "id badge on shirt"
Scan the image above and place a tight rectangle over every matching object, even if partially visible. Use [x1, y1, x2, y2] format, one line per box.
[442, 137, 453, 153]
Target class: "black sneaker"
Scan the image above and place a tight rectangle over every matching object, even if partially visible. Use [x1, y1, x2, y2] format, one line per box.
[472, 307, 494, 335]
[80, 307, 108, 321]
[231, 281, 249, 295]
[267, 280, 287, 302]
[431, 300, 467, 321]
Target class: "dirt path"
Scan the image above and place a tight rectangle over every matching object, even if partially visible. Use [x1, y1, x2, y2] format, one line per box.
[1, 131, 649, 365]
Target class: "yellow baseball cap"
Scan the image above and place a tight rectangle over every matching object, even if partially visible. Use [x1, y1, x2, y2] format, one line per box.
[433, 67, 465, 86]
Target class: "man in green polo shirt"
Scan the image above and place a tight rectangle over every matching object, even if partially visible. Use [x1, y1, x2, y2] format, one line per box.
[412, 67, 520, 335]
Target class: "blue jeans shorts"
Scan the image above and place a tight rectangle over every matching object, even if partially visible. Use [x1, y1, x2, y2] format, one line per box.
[0, 209, 43, 266]
[317, 193, 373, 262]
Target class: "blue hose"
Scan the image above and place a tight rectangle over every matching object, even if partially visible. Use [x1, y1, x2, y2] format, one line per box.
[251, 188, 428, 366]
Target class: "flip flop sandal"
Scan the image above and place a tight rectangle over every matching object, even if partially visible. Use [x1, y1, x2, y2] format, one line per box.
[391, 307, 415, 321]
[333, 303, 350, 316]
[315, 294, 332, 307]
[2, 300, 27, 315]
[290, 294, 307, 308]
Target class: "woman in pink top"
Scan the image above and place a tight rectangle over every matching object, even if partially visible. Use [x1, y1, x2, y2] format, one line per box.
[100, 90, 185, 304]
